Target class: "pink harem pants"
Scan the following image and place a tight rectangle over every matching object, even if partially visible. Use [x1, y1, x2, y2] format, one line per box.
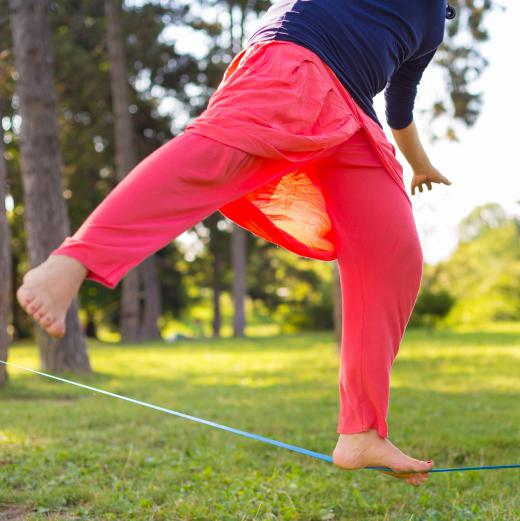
[52, 41, 424, 439]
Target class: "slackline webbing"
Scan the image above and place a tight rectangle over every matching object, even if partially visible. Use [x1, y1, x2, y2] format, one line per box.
[1, 360, 519, 474]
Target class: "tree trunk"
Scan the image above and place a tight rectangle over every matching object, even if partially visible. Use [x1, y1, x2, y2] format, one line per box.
[229, 5, 248, 338]
[105, 0, 162, 343]
[212, 249, 222, 338]
[9, 0, 91, 373]
[0, 100, 11, 385]
[119, 269, 140, 343]
[239, 2, 255, 50]
[85, 310, 98, 339]
[10, 251, 30, 340]
[231, 225, 247, 337]
[139, 255, 162, 340]
[332, 261, 342, 353]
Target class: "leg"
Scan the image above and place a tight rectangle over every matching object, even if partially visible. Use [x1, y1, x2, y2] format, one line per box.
[310, 129, 433, 485]
[16, 131, 286, 337]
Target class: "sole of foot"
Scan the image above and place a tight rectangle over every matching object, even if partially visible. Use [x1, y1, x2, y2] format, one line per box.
[332, 429, 434, 487]
[16, 255, 87, 339]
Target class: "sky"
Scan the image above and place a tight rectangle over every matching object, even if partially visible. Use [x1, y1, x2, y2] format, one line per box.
[163, 0, 519, 265]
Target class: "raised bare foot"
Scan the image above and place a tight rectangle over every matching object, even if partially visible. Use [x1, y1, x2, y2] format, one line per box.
[332, 429, 434, 486]
[16, 254, 88, 339]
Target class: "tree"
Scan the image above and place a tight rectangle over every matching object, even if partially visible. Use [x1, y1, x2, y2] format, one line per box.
[104, 0, 162, 342]
[204, 213, 228, 338]
[436, 205, 520, 325]
[228, 1, 250, 338]
[408, 263, 455, 329]
[231, 225, 247, 337]
[0, 99, 10, 385]
[47, 0, 195, 339]
[184, 0, 272, 339]
[457, 202, 509, 243]
[8, 0, 90, 372]
[426, 1, 503, 140]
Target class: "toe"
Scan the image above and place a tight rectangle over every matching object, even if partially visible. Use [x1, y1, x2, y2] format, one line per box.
[407, 475, 422, 486]
[380, 469, 416, 479]
[46, 320, 65, 339]
[35, 308, 47, 320]
[417, 473, 430, 485]
[406, 458, 434, 474]
[40, 312, 55, 327]
[17, 287, 35, 306]
[27, 301, 43, 314]
[418, 460, 434, 472]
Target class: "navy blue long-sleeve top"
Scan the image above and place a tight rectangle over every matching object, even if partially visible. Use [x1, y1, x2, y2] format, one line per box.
[246, 0, 447, 129]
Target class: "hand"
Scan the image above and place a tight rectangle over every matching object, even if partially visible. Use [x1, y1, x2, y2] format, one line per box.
[411, 165, 452, 195]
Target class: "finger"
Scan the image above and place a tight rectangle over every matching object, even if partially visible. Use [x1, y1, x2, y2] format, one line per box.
[426, 180, 432, 190]
[436, 174, 452, 185]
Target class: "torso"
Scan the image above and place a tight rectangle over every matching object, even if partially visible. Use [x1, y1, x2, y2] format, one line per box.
[247, 0, 446, 127]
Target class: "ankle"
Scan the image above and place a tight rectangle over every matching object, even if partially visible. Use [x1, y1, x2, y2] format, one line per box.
[49, 254, 88, 279]
[339, 429, 379, 440]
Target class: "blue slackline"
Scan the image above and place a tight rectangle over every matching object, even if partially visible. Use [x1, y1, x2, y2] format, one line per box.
[1, 360, 519, 474]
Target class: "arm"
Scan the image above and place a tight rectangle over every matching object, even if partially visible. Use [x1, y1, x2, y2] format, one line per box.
[385, 51, 452, 194]
[391, 120, 452, 195]
[384, 49, 436, 130]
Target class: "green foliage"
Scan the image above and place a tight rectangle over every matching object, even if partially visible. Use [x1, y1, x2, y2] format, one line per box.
[430, 0, 501, 140]
[1, 325, 519, 519]
[457, 202, 509, 243]
[409, 284, 455, 329]
[437, 205, 520, 326]
[252, 249, 334, 333]
[411, 204, 520, 330]
[2, 0, 201, 338]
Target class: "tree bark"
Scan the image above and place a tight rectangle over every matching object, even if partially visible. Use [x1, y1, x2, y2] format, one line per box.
[10, 251, 22, 339]
[229, 5, 248, 338]
[212, 249, 222, 338]
[139, 255, 162, 340]
[231, 225, 246, 337]
[0, 99, 11, 385]
[332, 261, 342, 353]
[105, 0, 162, 343]
[85, 310, 98, 339]
[9, 0, 91, 373]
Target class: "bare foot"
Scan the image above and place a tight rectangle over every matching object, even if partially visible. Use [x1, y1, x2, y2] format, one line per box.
[16, 255, 88, 339]
[333, 429, 434, 486]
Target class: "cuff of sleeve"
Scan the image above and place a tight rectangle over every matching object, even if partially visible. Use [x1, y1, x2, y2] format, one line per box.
[387, 113, 414, 130]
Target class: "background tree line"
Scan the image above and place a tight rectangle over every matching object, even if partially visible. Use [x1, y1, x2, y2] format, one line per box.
[0, 0, 508, 384]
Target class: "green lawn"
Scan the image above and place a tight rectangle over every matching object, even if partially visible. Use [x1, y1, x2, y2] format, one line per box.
[1, 326, 519, 520]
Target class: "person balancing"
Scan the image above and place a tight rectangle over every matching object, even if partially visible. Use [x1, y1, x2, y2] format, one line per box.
[17, 0, 454, 486]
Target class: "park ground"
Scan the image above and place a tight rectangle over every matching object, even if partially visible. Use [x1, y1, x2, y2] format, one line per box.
[0, 323, 519, 520]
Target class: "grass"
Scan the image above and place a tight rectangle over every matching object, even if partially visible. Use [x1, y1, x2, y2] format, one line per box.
[0, 325, 519, 520]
